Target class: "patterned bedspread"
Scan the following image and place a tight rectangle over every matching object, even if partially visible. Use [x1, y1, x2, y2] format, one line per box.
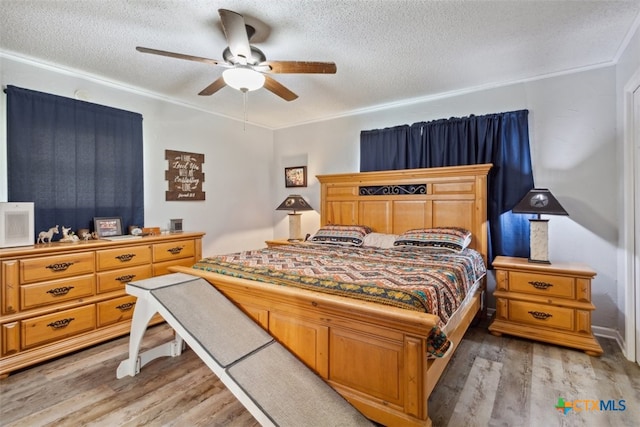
[192, 244, 486, 357]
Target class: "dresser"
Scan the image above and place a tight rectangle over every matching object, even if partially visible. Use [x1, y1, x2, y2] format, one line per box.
[489, 256, 603, 356]
[0, 232, 204, 377]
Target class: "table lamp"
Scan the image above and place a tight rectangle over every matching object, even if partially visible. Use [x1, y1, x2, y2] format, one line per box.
[276, 195, 314, 241]
[512, 188, 568, 264]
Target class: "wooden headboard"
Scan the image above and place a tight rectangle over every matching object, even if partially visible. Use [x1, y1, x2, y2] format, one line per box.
[316, 163, 492, 264]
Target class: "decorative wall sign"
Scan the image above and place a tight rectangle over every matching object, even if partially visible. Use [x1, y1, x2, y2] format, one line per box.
[165, 150, 205, 201]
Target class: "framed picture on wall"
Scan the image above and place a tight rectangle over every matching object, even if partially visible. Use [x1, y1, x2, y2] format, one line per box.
[284, 166, 307, 188]
[93, 217, 123, 237]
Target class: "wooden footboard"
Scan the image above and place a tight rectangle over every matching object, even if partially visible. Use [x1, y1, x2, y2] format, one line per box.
[171, 266, 483, 426]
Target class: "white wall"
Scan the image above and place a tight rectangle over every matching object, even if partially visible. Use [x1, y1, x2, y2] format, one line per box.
[0, 55, 275, 256]
[273, 66, 621, 330]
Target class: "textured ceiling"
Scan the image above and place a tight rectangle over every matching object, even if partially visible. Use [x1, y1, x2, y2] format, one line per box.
[1, 1, 639, 129]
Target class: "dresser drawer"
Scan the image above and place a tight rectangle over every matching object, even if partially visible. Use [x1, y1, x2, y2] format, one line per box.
[508, 271, 574, 299]
[20, 252, 95, 284]
[96, 245, 151, 271]
[97, 296, 136, 327]
[21, 275, 95, 310]
[153, 240, 195, 262]
[153, 257, 196, 276]
[96, 265, 152, 294]
[21, 305, 96, 349]
[508, 300, 574, 331]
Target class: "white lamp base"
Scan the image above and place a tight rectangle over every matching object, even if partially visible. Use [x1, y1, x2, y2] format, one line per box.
[529, 219, 550, 263]
[288, 213, 303, 241]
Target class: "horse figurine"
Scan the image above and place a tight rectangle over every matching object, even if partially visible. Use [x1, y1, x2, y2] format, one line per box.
[37, 225, 59, 244]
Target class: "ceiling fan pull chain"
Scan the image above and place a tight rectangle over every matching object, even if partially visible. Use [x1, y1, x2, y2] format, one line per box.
[243, 89, 248, 130]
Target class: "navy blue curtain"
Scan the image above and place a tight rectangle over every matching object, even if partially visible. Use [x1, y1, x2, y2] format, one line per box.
[359, 125, 411, 171]
[360, 110, 533, 263]
[6, 85, 144, 241]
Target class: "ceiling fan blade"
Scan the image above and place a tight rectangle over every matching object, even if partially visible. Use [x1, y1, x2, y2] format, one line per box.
[198, 77, 227, 96]
[263, 61, 337, 74]
[263, 76, 298, 101]
[136, 46, 223, 66]
[218, 9, 252, 62]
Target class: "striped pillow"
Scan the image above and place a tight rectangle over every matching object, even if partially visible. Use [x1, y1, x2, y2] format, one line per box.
[394, 227, 472, 252]
[310, 225, 372, 246]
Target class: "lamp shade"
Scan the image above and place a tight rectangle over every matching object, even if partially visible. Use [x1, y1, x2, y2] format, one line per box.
[512, 188, 568, 217]
[276, 195, 313, 213]
[222, 67, 265, 92]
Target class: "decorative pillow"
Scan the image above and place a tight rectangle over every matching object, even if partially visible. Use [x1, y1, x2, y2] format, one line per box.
[362, 232, 399, 249]
[393, 227, 472, 252]
[309, 225, 372, 246]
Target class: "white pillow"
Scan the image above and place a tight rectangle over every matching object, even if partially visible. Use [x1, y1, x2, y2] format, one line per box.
[362, 232, 399, 249]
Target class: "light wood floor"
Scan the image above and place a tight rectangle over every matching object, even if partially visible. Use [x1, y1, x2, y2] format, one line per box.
[1, 320, 638, 427]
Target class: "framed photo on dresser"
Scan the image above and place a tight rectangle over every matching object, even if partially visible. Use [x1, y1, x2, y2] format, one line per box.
[94, 217, 123, 238]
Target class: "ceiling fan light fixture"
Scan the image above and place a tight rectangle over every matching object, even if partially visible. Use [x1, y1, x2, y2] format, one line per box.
[223, 67, 265, 92]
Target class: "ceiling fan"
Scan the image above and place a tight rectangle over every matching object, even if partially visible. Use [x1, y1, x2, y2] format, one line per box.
[136, 9, 337, 101]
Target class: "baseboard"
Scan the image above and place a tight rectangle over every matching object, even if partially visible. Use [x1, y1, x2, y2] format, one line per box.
[593, 326, 629, 359]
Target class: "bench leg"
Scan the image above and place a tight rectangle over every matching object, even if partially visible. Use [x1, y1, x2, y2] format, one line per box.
[116, 295, 159, 378]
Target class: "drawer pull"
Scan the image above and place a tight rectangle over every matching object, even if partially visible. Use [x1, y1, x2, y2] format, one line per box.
[528, 311, 553, 320]
[115, 254, 136, 262]
[529, 281, 554, 290]
[46, 262, 74, 272]
[116, 274, 136, 283]
[116, 302, 136, 311]
[167, 246, 184, 255]
[46, 286, 75, 297]
[47, 317, 75, 329]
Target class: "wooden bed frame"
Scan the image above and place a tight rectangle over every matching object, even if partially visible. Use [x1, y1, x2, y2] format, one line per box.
[172, 163, 491, 426]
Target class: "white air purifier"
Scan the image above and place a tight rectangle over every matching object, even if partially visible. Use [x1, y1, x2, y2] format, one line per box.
[0, 202, 35, 248]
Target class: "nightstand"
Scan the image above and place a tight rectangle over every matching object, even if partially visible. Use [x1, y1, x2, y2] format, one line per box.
[265, 239, 296, 248]
[489, 256, 603, 356]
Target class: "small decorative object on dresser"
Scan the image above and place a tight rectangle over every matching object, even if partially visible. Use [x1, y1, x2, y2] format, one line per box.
[489, 256, 603, 356]
[93, 217, 123, 238]
[37, 225, 59, 244]
[170, 218, 183, 232]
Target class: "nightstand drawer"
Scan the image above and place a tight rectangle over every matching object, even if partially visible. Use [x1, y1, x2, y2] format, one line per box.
[508, 271, 574, 299]
[508, 300, 574, 331]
